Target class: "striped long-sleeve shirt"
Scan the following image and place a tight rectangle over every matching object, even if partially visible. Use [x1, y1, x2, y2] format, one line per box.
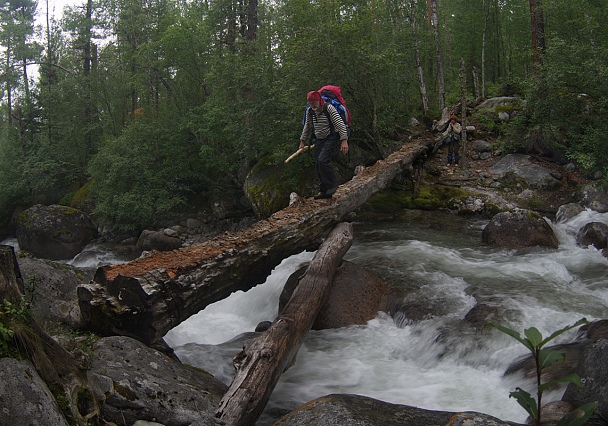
[300, 103, 348, 142]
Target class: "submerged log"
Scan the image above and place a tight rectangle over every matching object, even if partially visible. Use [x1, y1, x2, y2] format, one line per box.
[216, 222, 353, 426]
[78, 135, 435, 344]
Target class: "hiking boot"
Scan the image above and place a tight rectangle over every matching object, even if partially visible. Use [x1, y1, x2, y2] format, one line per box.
[325, 186, 338, 196]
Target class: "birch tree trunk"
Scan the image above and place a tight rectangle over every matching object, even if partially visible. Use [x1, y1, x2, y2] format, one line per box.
[459, 57, 467, 167]
[430, 0, 445, 110]
[409, 0, 429, 115]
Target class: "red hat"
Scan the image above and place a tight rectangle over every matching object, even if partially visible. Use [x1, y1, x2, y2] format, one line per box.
[307, 91, 323, 104]
[450, 115, 458, 121]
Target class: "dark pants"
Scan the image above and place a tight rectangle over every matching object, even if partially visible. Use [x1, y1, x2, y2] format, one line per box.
[446, 136, 460, 164]
[314, 135, 339, 194]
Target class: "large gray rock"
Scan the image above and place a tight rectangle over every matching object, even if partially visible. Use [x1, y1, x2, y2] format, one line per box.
[18, 255, 85, 328]
[488, 154, 561, 190]
[481, 209, 559, 249]
[274, 393, 515, 426]
[0, 358, 69, 426]
[562, 338, 608, 425]
[280, 261, 392, 330]
[15, 204, 97, 260]
[88, 336, 226, 426]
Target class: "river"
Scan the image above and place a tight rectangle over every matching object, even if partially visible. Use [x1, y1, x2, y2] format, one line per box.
[4, 208, 606, 424]
[163, 208, 608, 424]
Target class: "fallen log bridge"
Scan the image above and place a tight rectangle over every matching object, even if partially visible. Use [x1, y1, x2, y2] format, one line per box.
[77, 135, 435, 345]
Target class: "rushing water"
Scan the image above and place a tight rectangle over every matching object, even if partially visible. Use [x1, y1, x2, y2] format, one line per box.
[4, 208, 607, 424]
[164, 208, 608, 424]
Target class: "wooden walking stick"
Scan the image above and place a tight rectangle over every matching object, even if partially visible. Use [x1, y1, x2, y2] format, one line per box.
[284, 144, 314, 163]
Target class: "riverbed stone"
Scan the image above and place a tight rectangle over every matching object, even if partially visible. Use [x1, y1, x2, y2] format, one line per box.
[575, 221, 608, 250]
[280, 261, 392, 330]
[274, 393, 514, 426]
[481, 209, 559, 249]
[488, 154, 561, 190]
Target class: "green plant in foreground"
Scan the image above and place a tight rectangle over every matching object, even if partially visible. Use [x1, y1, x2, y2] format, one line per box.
[0, 298, 30, 358]
[487, 319, 597, 426]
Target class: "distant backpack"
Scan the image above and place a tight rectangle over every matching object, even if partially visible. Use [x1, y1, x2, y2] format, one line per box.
[302, 85, 351, 138]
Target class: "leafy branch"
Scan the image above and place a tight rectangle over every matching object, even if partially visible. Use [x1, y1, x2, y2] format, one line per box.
[486, 319, 597, 426]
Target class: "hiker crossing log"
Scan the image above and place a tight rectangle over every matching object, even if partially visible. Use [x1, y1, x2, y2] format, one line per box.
[216, 222, 353, 426]
[77, 135, 435, 345]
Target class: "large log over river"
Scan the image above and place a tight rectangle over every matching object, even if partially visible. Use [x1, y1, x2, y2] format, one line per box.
[77, 135, 435, 344]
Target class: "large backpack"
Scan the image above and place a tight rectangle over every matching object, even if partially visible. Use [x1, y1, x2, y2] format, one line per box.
[302, 85, 351, 138]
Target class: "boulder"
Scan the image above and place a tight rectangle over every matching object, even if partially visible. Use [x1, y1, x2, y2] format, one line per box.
[481, 209, 559, 249]
[562, 338, 608, 425]
[473, 96, 525, 122]
[488, 154, 561, 190]
[0, 358, 69, 426]
[87, 336, 226, 426]
[243, 158, 317, 219]
[274, 393, 514, 426]
[18, 255, 85, 328]
[576, 181, 608, 213]
[556, 203, 585, 223]
[15, 204, 98, 260]
[136, 229, 182, 252]
[280, 261, 392, 330]
[576, 222, 608, 250]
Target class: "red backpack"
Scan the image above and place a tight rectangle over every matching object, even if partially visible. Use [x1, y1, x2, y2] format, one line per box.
[302, 85, 351, 137]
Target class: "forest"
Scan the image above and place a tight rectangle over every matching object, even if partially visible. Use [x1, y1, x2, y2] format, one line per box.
[1, 0, 607, 235]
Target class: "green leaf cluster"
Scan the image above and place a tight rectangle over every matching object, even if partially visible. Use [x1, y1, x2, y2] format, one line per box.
[487, 319, 598, 426]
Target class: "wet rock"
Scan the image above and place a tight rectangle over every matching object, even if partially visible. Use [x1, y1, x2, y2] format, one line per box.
[576, 181, 608, 213]
[280, 261, 392, 330]
[0, 358, 69, 426]
[575, 222, 608, 250]
[274, 393, 514, 426]
[562, 338, 608, 425]
[15, 204, 98, 260]
[481, 209, 559, 249]
[556, 203, 585, 223]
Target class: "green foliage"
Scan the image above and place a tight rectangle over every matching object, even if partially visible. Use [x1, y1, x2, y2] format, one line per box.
[487, 319, 597, 426]
[0, 298, 30, 358]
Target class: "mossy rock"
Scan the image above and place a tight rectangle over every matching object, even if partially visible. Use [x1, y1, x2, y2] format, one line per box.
[244, 154, 352, 218]
[16, 204, 98, 260]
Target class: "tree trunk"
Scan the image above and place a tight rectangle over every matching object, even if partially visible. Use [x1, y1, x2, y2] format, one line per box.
[482, 0, 488, 99]
[459, 57, 467, 167]
[430, 0, 445, 109]
[216, 222, 353, 426]
[77, 135, 435, 345]
[0, 245, 24, 304]
[529, 0, 545, 69]
[409, 0, 429, 115]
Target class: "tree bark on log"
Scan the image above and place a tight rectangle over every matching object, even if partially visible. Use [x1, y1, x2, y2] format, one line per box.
[0, 245, 24, 304]
[216, 222, 353, 426]
[77, 135, 435, 345]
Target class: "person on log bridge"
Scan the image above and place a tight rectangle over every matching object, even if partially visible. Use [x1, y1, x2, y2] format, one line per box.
[299, 90, 349, 199]
[443, 114, 462, 166]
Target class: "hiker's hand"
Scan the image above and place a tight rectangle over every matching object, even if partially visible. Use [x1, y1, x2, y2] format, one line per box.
[340, 140, 349, 155]
[299, 141, 305, 150]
